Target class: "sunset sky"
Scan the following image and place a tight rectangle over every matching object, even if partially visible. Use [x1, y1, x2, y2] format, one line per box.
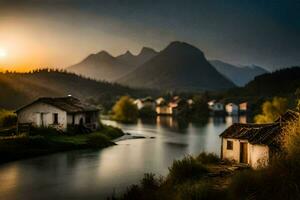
[0, 0, 299, 71]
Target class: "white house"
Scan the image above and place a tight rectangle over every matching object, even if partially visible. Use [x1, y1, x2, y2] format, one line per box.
[225, 103, 239, 115]
[134, 97, 156, 110]
[208, 100, 224, 112]
[16, 97, 100, 132]
[219, 110, 299, 168]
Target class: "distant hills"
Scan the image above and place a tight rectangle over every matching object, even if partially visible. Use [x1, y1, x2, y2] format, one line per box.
[210, 60, 268, 86]
[118, 41, 235, 91]
[68, 47, 157, 82]
[0, 69, 154, 109]
[226, 67, 300, 97]
[68, 41, 270, 91]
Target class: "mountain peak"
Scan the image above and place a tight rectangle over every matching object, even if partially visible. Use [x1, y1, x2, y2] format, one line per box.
[96, 50, 113, 58]
[124, 50, 134, 56]
[139, 47, 157, 56]
[165, 41, 204, 56]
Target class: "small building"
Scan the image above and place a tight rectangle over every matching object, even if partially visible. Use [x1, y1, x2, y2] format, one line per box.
[225, 103, 239, 115]
[156, 97, 172, 115]
[239, 102, 248, 113]
[219, 110, 299, 168]
[220, 123, 282, 168]
[208, 100, 224, 113]
[16, 97, 100, 132]
[134, 97, 156, 110]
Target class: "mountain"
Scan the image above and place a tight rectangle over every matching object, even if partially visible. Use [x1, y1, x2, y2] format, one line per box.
[67, 47, 157, 82]
[0, 69, 155, 109]
[118, 41, 235, 91]
[210, 60, 268, 86]
[67, 51, 132, 82]
[116, 47, 158, 67]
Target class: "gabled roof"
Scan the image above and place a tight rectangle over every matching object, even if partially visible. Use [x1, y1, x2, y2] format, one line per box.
[275, 110, 299, 124]
[219, 123, 282, 146]
[16, 97, 99, 114]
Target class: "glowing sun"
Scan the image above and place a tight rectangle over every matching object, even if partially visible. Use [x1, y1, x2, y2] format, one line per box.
[0, 49, 7, 58]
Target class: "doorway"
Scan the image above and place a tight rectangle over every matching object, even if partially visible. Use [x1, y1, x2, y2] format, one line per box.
[240, 142, 248, 164]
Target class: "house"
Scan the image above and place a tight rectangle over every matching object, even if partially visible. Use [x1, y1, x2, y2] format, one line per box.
[208, 100, 224, 114]
[239, 102, 248, 113]
[16, 96, 100, 132]
[219, 110, 299, 168]
[225, 103, 239, 115]
[134, 97, 156, 110]
[156, 97, 173, 115]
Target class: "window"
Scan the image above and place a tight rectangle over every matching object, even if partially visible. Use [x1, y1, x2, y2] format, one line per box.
[86, 115, 91, 124]
[227, 140, 233, 150]
[53, 113, 59, 124]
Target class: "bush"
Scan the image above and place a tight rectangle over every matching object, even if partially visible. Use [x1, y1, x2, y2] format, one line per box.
[30, 127, 60, 136]
[86, 133, 112, 148]
[167, 155, 208, 184]
[177, 182, 225, 200]
[196, 152, 220, 164]
[112, 96, 138, 123]
[0, 109, 17, 128]
[101, 125, 124, 139]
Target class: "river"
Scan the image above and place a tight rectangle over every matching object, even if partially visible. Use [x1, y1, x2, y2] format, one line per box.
[0, 116, 246, 200]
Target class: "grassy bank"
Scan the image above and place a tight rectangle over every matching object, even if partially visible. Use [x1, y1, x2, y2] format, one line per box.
[112, 117, 300, 200]
[0, 124, 124, 164]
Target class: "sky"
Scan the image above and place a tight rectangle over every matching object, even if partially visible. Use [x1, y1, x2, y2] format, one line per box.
[0, 0, 299, 71]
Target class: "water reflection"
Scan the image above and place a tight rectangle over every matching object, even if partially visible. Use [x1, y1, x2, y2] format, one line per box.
[0, 116, 246, 200]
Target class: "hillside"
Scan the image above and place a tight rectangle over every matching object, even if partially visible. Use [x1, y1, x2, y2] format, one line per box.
[225, 67, 300, 98]
[67, 47, 157, 82]
[210, 60, 268, 86]
[118, 41, 235, 91]
[0, 69, 154, 110]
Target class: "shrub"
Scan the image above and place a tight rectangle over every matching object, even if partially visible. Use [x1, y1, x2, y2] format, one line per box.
[167, 155, 208, 184]
[177, 182, 225, 200]
[0, 109, 17, 128]
[101, 125, 124, 139]
[112, 96, 138, 123]
[140, 173, 161, 190]
[196, 152, 220, 164]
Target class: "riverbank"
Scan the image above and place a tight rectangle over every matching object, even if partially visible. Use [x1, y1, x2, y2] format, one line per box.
[0, 124, 124, 164]
[112, 153, 249, 200]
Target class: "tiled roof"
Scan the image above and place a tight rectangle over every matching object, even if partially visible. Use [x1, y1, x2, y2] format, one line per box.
[16, 97, 99, 114]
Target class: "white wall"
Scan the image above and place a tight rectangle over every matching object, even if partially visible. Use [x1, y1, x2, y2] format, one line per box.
[17, 102, 67, 130]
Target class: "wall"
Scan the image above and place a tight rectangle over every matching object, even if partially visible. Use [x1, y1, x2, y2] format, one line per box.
[249, 144, 269, 168]
[67, 111, 100, 130]
[222, 138, 243, 162]
[17, 102, 67, 130]
[222, 138, 269, 168]
[156, 106, 172, 115]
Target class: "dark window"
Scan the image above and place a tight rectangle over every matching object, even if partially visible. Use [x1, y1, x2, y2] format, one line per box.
[86, 115, 91, 124]
[53, 113, 58, 124]
[227, 140, 233, 150]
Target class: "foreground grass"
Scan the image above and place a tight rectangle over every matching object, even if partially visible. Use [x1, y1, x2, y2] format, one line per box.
[111, 153, 232, 200]
[0, 125, 124, 164]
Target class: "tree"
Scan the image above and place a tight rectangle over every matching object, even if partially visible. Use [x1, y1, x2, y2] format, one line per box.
[112, 96, 138, 123]
[254, 97, 288, 124]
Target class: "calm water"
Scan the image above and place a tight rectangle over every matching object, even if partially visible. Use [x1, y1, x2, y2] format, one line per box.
[0, 116, 246, 200]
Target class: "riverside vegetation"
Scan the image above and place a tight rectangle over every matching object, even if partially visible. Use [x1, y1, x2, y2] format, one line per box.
[111, 105, 300, 200]
[0, 110, 124, 164]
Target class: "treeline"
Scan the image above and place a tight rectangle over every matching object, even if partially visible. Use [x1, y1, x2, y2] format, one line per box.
[0, 68, 158, 110]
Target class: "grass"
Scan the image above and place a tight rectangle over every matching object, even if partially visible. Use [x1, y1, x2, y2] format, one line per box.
[0, 124, 124, 164]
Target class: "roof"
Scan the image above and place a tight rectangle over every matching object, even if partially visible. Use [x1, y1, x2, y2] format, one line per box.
[16, 97, 100, 114]
[219, 123, 282, 146]
[275, 110, 299, 124]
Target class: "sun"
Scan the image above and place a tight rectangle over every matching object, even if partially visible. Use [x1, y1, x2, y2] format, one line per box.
[0, 49, 7, 58]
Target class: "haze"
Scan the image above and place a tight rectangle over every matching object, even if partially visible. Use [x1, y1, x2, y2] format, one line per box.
[0, 0, 299, 71]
